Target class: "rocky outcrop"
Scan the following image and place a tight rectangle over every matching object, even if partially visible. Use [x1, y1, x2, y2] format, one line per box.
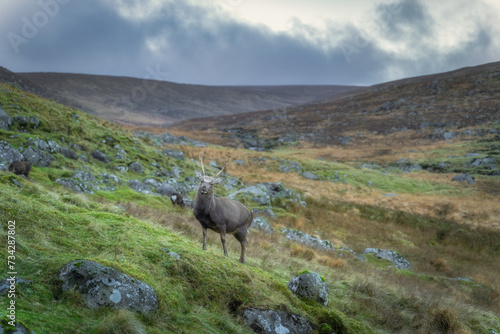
[0, 107, 13, 130]
[452, 174, 475, 184]
[241, 308, 312, 334]
[281, 229, 334, 251]
[250, 216, 273, 233]
[128, 180, 152, 195]
[229, 185, 271, 206]
[59, 260, 158, 315]
[91, 150, 110, 164]
[0, 141, 24, 170]
[14, 116, 40, 130]
[363, 248, 412, 269]
[287, 271, 329, 306]
[162, 149, 185, 161]
[21, 147, 55, 167]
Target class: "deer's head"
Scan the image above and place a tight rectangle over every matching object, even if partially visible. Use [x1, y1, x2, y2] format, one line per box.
[195, 151, 229, 196]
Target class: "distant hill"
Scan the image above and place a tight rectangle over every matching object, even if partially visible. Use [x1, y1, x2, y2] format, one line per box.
[16, 71, 361, 126]
[0, 66, 52, 98]
[173, 61, 500, 147]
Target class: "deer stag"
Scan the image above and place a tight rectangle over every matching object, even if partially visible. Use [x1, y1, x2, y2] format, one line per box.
[193, 152, 252, 264]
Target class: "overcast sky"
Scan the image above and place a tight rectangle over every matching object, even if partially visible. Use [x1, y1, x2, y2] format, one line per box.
[1, 0, 499, 86]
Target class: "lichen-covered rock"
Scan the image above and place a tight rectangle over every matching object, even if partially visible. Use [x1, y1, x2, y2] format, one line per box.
[61, 148, 79, 160]
[363, 248, 412, 269]
[14, 116, 39, 129]
[252, 208, 275, 218]
[452, 173, 475, 184]
[301, 171, 319, 180]
[250, 216, 273, 233]
[162, 148, 185, 161]
[281, 229, 334, 251]
[0, 108, 13, 130]
[279, 161, 303, 173]
[0, 141, 23, 170]
[0, 318, 36, 334]
[56, 178, 84, 193]
[128, 180, 152, 194]
[22, 147, 55, 167]
[242, 308, 312, 334]
[97, 173, 120, 191]
[287, 271, 329, 306]
[0, 277, 33, 295]
[26, 137, 61, 153]
[73, 170, 96, 183]
[91, 150, 110, 164]
[59, 260, 158, 315]
[229, 185, 271, 205]
[55, 178, 98, 194]
[128, 161, 143, 174]
[114, 166, 129, 173]
[156, 183, 177, 196]
[144, 178, 162, 189]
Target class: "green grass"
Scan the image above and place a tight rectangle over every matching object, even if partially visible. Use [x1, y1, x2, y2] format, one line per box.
[0, 178, 372, 333]
[265, 156, 460, 195]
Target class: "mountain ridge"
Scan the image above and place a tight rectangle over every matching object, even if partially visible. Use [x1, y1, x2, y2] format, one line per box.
[16, 71, 361, 126]
[171, 61, 500, 148]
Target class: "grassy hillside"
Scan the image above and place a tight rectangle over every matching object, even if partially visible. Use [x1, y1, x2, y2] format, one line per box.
[0, 84, 499, 333]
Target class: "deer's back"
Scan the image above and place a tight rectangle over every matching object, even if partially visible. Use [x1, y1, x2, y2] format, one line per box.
[197, 196, 251, 233]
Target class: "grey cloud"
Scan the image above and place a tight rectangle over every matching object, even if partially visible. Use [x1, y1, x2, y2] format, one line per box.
[0, 0, 498, 86]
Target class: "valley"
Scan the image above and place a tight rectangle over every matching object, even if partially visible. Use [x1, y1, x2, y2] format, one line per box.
[0, 62, 499, 333]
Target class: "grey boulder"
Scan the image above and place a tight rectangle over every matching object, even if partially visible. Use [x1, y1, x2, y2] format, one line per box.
[61, 148, 79, 160]
[242, 308, 312, 334]
[129, 161, 143, 174]
[452, 173, 475, 184]
[301, 171, 319, 180]
[287, 271, 328, 306]
[128, 180, 152, 194]
[22, 147, 55, 167]
[0, 140, 23, 169]
[91, 150, 110, 164]
[59, 260, 158, 315]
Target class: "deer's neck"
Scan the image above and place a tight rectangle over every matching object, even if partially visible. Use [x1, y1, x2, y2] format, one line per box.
[195, 192, 215, 214]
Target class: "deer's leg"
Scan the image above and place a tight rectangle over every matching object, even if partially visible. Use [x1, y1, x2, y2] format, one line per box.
[220, 227, 228, 257]
[202, 227, 207, 250]
[234, 229, 248, 264]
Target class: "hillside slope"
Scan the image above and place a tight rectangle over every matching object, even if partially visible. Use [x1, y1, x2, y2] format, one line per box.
[173, 61, 500, 149]
[17, 72, 360, 126]
[0, 82, 499, 333]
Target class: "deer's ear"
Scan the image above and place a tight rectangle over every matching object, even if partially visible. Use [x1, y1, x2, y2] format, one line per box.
[213, 177, 223, 185]
[195, 170, 203, 180]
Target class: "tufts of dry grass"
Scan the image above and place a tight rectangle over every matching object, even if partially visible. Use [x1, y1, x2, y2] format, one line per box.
[290, 245, 316, 261]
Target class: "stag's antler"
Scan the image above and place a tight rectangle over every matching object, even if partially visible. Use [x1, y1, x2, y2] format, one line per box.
[199, 150, 205, 176]
[214, 157, 231, 178]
